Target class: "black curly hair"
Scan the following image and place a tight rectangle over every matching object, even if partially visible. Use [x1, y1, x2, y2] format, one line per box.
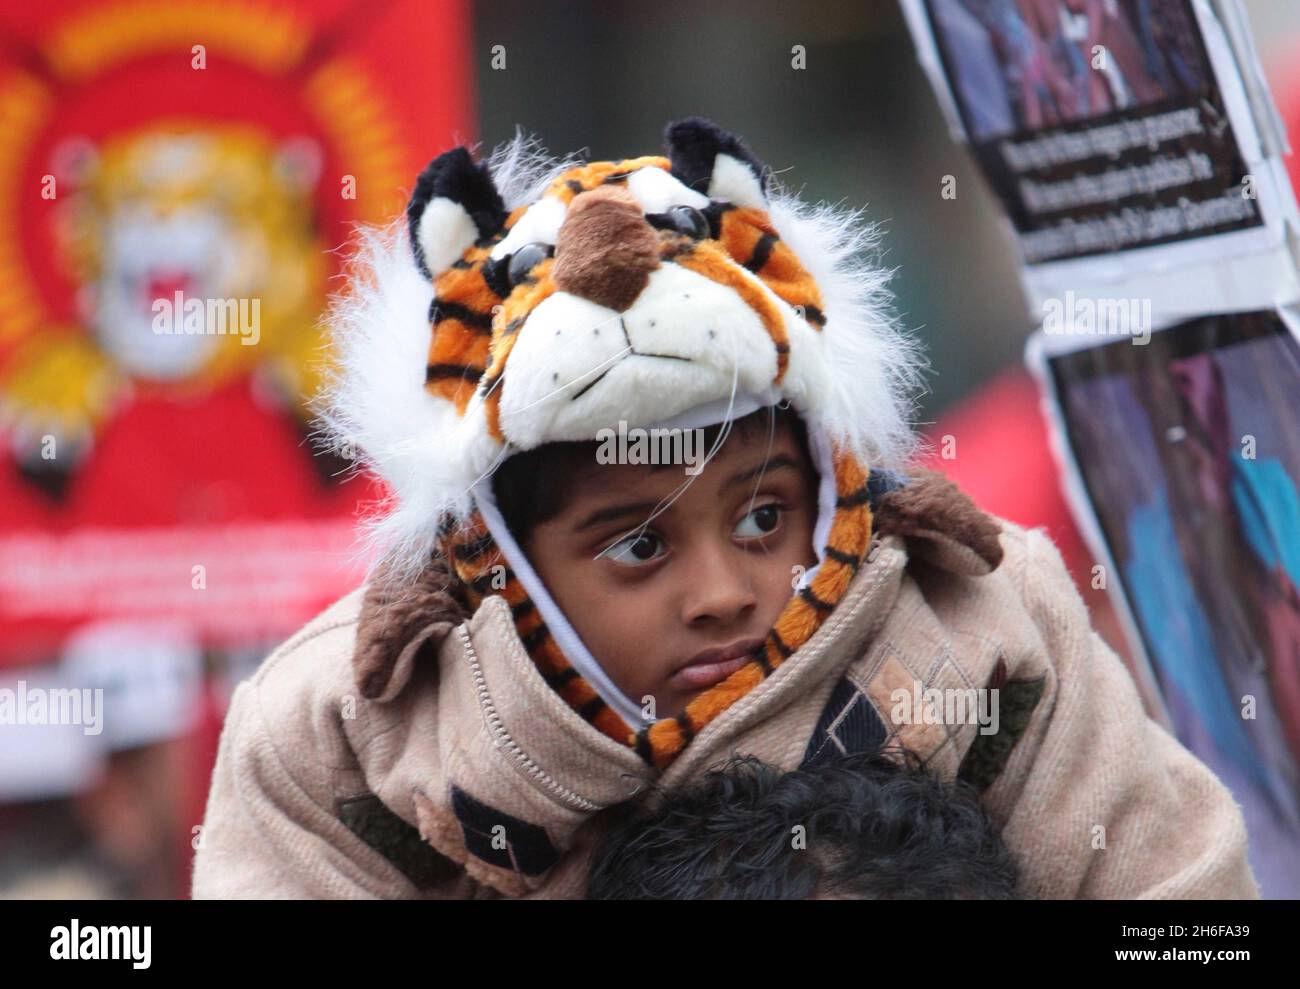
[585, 747, 1020, 900]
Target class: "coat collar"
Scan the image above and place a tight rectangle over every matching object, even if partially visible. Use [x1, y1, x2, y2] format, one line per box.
[348, 469, 1001, 896]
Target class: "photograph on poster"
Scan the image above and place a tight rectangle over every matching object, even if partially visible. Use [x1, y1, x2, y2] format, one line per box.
[1036, 308, 1300, 895]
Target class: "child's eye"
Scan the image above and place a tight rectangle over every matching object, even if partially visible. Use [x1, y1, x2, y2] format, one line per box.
[735, 503, 783, 539]
[602, 531, 665, 567]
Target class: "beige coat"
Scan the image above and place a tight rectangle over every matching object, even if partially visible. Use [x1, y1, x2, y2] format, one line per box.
[190, 475, 1259, 899]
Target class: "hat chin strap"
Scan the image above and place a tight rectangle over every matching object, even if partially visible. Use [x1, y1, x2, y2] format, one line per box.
[470, 390, 843, 733]
[472, 475, 649, 729]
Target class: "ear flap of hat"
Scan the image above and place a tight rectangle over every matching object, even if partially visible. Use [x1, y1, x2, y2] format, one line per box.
[407, 146, 508, 280]
[664, 116, 770, 209]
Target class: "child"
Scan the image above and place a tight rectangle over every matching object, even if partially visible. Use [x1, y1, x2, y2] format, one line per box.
[585, 747, 1020, 899]
[191, 118, 1258, 899]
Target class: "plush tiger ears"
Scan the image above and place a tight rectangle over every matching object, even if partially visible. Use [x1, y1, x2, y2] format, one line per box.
[406, 146, 507, 281]
[406, 120, 770, 280]
[664, 116, 771, 210]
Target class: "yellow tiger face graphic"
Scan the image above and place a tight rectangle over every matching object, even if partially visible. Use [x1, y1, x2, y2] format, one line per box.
[1, 124, 330, 469]
[60, 123, 327, 386]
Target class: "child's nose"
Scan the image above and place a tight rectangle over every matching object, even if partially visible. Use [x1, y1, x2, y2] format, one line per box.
[679, 542, 759, 626]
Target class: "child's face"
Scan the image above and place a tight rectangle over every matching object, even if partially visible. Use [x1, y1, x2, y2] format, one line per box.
[524, 418, 820, 720]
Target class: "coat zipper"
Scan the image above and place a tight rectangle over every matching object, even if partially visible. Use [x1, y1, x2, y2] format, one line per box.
[457, 623, 602, 813]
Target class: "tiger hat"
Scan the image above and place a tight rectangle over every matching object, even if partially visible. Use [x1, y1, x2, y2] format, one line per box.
[321, 117, 925, 771]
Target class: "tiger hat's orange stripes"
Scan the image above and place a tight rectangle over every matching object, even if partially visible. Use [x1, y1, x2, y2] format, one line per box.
[425, 244, 500, 412]
[480, 259, 557, 443]
[544, 156, 671, 204]
[716, 206, 826, 327]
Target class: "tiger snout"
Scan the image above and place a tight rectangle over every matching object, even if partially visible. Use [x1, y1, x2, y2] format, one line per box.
[551, 185, 662, 312]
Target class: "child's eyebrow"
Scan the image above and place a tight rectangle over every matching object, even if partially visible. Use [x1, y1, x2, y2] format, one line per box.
[573, 501, 663, 533]
[572, 454, 803, 533]
[724, 454, 801, 491]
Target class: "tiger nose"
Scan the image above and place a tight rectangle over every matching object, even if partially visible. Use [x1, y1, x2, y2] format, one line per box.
[552, 184, 661, 312]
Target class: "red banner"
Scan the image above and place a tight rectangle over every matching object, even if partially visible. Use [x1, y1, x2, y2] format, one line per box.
[0, 0, 474, 667]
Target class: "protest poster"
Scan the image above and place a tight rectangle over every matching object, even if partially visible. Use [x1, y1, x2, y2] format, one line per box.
[902, 0, 1300, 319]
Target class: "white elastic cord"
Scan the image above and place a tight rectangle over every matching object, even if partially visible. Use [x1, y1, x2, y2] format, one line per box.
[472, 474, 652, 729]
[800, 416, 838, 591]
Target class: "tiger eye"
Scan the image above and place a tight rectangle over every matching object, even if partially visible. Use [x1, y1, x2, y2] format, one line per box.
[507, 242, 551, 288]
[667, 205, 709, 240]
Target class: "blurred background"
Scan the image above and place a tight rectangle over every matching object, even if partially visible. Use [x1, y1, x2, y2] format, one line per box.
[0, 0, 1295, 898]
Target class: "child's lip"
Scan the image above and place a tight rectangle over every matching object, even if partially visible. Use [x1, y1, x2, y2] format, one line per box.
[671, 638, 765, 690]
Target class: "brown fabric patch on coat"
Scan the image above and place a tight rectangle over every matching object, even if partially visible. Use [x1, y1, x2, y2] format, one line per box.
[337, 793, 463, 888]
[872, 469, 1004, 574]
[957, 676, 1047, 791]
[354, 557, 470, 701]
